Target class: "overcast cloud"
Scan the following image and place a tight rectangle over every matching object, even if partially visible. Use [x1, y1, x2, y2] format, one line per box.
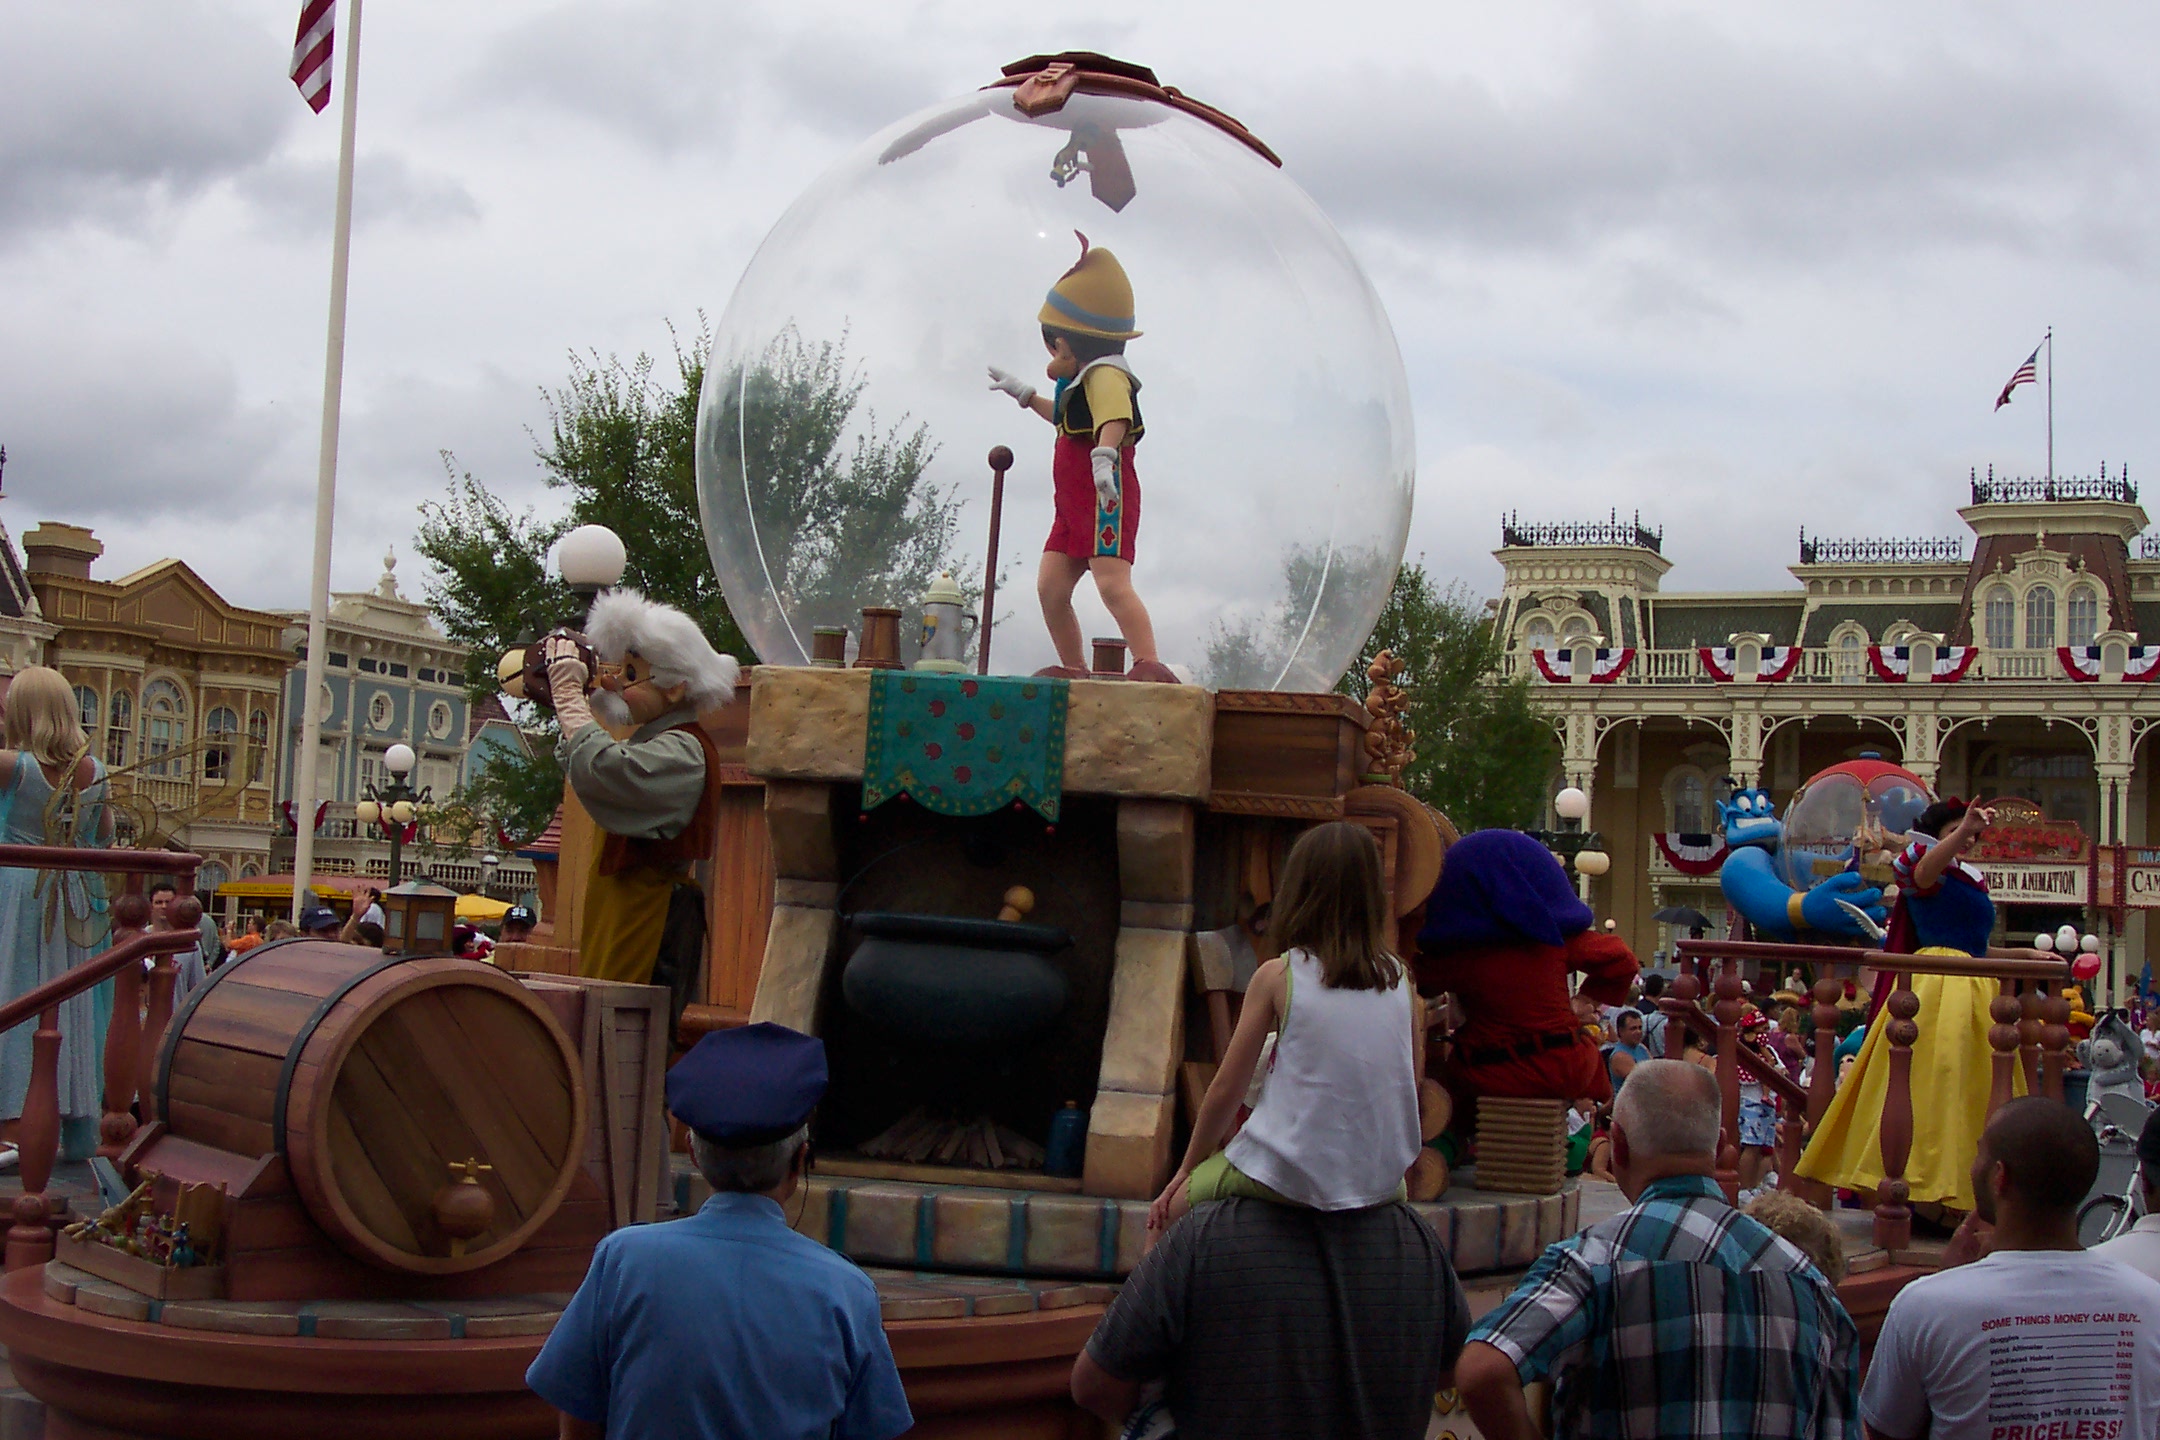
[1, 1, 2155, 631]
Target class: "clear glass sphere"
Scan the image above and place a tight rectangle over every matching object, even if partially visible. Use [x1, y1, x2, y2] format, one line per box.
[697, 85, 1414, 689]
[1774, 759, 1933, 893]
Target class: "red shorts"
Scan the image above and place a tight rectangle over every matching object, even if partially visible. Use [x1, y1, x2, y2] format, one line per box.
[1044, 435, 1140, 562]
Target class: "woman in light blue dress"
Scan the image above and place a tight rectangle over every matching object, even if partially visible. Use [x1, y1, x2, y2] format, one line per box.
[0, 666, 115, 1161]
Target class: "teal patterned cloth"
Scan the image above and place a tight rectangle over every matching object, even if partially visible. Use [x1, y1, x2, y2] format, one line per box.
[862, 672, 1068, 820]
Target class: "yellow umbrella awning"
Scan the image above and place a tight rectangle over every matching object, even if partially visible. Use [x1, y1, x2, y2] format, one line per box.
[456, 893, 512, 921]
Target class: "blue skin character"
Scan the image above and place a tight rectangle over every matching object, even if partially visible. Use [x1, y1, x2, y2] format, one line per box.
[1715, 787, 1885, 943]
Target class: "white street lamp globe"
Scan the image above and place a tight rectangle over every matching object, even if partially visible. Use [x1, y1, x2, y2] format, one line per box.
[2056, 923, 2080, 953]
[2033, 932, 2055, 952]
[2081, 933, 2101, 953]
[354, 800, 381, 824]
[1573, 848, 1611, 878]
[384, 743, 417, 776]
[1554, 787, 1591, 822]
[483, 852, 500, 869]
[557, 525, 628, 591]
[389, 800, 416, 825]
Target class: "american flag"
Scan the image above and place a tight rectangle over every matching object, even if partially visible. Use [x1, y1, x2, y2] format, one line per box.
[1995, 344, 2040, 410]
[290, 0, 335, 114]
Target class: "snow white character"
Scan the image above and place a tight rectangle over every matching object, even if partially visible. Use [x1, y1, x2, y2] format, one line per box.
[988, 233, 1175, 682]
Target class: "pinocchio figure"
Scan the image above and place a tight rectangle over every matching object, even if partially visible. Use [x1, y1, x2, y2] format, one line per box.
[989, 233, 1175, 682]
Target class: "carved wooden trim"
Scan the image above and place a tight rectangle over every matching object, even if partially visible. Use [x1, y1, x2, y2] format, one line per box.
[1213, 689, 1371, 726]
[1204, 793, 1345, 820]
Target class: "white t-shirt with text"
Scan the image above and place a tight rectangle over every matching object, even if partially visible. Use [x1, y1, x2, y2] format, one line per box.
[1862, 1248, 2160, 1440]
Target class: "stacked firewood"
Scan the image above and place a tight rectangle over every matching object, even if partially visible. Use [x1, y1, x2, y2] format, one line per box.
[859, 1108, 1048, 1171]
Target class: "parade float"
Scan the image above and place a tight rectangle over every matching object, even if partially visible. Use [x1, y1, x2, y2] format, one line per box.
[0, 53, 1589, 1440]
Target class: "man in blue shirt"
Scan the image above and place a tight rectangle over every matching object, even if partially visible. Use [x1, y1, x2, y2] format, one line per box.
[527, 1024, 913, 1440]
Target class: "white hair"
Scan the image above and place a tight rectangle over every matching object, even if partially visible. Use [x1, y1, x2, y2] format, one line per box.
[584, 588, 740, 709]
[1612, 1059, 1722, 1158]
[689, 1123, 809, 1194]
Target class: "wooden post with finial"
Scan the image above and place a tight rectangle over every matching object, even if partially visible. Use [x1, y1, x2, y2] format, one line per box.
[2039, 987, 2072, 1101]
[1712, 959, 1744, 1203]
[1874, 976, 1922, 1252]
[1987, 981, 2023, 1118]
[978, 447, 1012, 675]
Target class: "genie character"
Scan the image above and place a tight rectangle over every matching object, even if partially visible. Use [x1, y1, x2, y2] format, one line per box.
[1715, 786, 1886, 943]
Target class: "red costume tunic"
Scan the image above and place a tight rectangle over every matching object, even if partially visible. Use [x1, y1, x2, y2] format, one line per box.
[1419, 931, 1639, 1105]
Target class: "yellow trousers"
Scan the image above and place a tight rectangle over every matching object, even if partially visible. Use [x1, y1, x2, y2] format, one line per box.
[1793, 961, 2024, 1211]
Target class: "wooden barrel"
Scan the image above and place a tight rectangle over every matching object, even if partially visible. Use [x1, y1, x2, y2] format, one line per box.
[153, 939, 586, 1274]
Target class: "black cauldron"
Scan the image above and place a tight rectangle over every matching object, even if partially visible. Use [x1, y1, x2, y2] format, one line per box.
[841, 911, 1072, 1048]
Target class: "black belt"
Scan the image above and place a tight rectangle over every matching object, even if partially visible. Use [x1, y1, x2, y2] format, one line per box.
[1463, 1030, 1582, 1068]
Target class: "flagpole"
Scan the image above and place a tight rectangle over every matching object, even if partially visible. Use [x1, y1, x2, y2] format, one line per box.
[290, 0, 363, 921]
[2039, 323, 2056, 487]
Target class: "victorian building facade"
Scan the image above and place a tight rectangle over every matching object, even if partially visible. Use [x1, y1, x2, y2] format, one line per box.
[19, 523, 290, 891]
[1496, 470, 2160, 1000]
[267, 551, 534, 900]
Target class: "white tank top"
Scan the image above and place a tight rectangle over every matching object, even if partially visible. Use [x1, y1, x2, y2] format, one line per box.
[1223, 947, 1422, 1210]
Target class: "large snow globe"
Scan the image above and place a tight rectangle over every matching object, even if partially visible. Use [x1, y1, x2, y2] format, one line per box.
[1776, 756, 1934, 893]
[697, 54, 1414, 690]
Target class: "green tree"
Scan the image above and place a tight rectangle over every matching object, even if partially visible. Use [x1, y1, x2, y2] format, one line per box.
[413, 322, 960, 847]
[1339, 561, 1557, 833]
[709, 324, 963, 653]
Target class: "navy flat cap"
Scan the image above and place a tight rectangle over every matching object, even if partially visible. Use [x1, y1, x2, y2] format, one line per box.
[667, 1023, 827, 1146]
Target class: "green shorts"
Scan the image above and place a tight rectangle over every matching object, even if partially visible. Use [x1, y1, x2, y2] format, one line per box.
[1184, 1150, 1409, 1208]
[1184, 1150, 1295, 1206]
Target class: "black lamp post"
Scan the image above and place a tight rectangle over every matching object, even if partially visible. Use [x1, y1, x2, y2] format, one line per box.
[353, 742, 431, 888]
[1523, 786, 1611, 900]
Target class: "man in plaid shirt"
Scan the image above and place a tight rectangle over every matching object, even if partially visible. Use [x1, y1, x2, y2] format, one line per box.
[1457, 1059, 1860, 1439]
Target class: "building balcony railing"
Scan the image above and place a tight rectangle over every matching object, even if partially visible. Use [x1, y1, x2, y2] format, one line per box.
[1499, 645, 2118, 687]
[1797, 530, 1964, 565]
[1500, 509, 1663, 555]
[1970, 464, 2135, 506]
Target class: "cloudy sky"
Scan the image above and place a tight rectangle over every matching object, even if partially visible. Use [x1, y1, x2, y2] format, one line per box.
[2, 2, 2153, 629]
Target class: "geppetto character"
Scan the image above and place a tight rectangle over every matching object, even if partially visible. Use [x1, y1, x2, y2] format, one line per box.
[542, 590, 740, 999]
[988, 232, 1175, 682]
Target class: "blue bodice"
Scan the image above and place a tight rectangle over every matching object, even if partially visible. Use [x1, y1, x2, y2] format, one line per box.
[1903, 866, 1995, 957]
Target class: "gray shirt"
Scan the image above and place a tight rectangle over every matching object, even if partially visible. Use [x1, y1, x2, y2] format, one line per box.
[1087, 1198, 1470, 1440]
[560, 706, 705, 840]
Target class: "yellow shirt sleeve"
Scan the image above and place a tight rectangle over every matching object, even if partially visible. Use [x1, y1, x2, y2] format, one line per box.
[1080, 366, 1134, 433]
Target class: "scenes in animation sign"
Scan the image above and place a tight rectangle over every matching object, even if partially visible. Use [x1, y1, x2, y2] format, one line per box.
[1976, 863, 2089, 905]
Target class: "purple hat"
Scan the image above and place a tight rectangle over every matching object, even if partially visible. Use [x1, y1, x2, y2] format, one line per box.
[666, 1023, 827, 1146]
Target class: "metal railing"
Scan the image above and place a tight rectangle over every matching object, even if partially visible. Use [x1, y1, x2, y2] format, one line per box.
[1971, 465, 2136, 506]
[1500, 509, 1664, 554]
[1798, 531, 1965, 565]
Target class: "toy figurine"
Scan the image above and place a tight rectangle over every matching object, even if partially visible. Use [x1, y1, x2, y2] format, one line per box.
[2083, 1014, 2143, 1111]
[170, 1223, 197, 1270]
[1715, 786, 1886, 942]
[987, 233, 1175, 683]
[542, 590, 740, 992]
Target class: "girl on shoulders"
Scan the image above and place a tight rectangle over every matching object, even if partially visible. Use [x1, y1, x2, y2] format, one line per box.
[1150, 821, 1423, 1229]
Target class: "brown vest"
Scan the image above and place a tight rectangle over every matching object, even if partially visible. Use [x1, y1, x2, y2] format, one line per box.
[597, 722, 723, 878]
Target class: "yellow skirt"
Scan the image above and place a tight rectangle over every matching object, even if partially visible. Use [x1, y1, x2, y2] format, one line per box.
[577, 854, 674, 986]
[1793, 961, 2024, 1211]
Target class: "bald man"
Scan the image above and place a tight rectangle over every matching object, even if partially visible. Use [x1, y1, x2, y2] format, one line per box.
[1458, 1059, 1859, 1439]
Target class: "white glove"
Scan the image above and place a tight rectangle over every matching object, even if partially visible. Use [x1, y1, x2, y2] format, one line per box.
[987, 367, 1037, 407]
[542, 636, 596, 737]
[1091, 445, 1120, 511]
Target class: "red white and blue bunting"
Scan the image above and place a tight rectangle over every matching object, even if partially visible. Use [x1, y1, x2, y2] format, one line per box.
[1653, 832, 1730, 876]
[1867, 644, 1977, 683]
[1698, 645, 1803, 683]
[2059, 645, 2160, 682]
[1532, 647, 1636, 684]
